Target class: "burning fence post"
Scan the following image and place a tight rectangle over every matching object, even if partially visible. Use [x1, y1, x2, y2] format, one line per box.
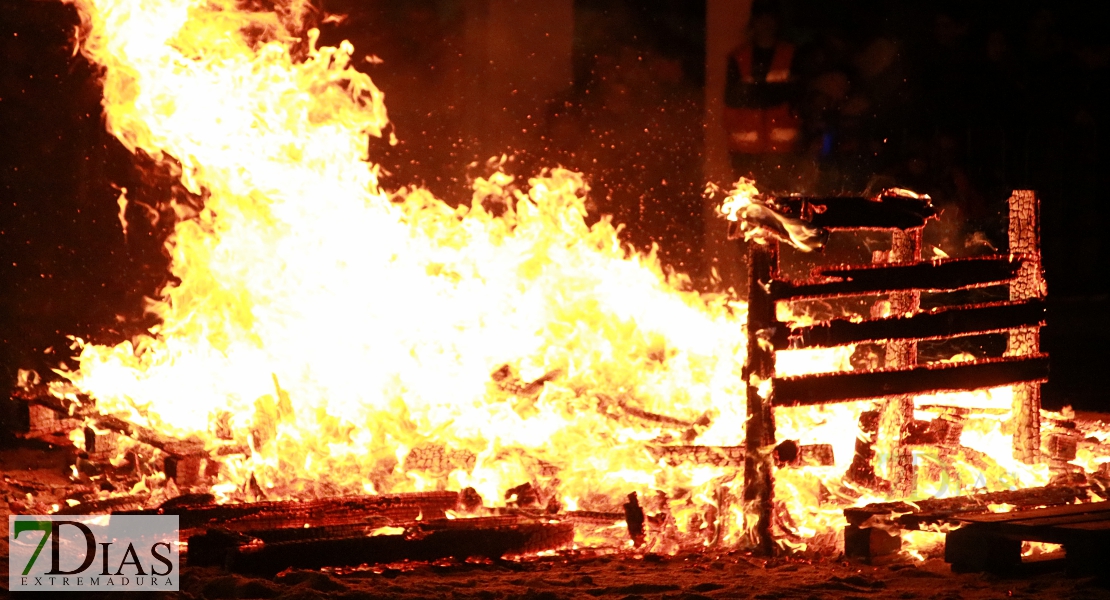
[743, 240, 779, 554]
[1006, 190, 1045, 464]
[880, 227, 923, 497]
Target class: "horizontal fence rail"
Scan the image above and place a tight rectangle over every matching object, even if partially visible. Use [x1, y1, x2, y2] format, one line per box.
[774, 299, 1046, 350]
[771, 255, 1027, 301]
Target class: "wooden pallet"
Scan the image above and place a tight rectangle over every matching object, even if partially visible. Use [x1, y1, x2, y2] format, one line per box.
[843, 485, 1089, 563]
[945, 500, 1110, 575]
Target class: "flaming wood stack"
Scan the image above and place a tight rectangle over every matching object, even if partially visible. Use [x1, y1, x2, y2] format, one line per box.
[735, 190, 1048, 553]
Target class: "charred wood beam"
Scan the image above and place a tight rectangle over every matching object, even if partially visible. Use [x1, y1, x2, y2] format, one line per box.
[188, 517, 575, 576]
[843, 485, 1088, 529]
[771, 256, 1026, 301]
[650, 445, 745, 467]
[623, 492, 646, 547]
[743, 241, 778, 555]
[561, 510, 627, 524]
[119, 491, 464, 531]
[649, 442, 834, 468]
[1007, 191, 1044, 465]
[12, 392, 210, 458]
[768, 194, 937, 231]
[775, 300, 1046, 350]
[773, 354, 1049, 406]
[89, 414, 206, 458]
[56, 493, 148, 515]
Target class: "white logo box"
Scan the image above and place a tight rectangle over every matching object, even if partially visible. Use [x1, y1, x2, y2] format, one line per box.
[8, 515, 179, 592]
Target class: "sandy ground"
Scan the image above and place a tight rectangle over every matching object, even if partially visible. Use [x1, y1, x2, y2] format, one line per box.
[2, 439, 1110, 600]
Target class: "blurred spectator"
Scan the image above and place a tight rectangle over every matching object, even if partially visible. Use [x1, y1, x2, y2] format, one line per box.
[722, 3, 802, 193]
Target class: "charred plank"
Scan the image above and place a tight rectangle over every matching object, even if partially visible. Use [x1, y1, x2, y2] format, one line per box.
[774, 354, 1049, 406]
[768, 194, 937, 231]
[188, 517, 575, 576]
[775, 300, 1046, 350]
[119, 491, 463, 531]
[771, 256, 1026, 301]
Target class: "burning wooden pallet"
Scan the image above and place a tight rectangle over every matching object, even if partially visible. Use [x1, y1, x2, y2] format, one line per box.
[945, 500, 1110, 576]
[843, 484, 1090, 562]
[732, 190, 1047, 552]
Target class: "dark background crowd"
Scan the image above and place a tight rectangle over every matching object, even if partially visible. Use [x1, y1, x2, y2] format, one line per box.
[2, 0, 1109, 410]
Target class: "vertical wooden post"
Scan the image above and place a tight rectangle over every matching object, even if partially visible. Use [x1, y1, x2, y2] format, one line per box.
[882, 227, 922, 497]
[744, 240, 778, 554]
[847, 410, 881, 485]
[1007, 191, 1044, 464]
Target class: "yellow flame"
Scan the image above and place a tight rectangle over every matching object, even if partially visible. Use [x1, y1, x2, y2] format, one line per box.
[60, 0, 753, 528]
[717, 178, 759, 222]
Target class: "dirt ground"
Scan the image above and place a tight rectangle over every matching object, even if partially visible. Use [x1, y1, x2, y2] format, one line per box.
[2, 439, 1110, 600]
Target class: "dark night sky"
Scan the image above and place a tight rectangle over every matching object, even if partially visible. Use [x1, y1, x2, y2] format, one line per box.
[1, 0, 1108, 411]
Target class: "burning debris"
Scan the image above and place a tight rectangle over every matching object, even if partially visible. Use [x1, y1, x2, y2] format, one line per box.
[6, 0, 1110, 579]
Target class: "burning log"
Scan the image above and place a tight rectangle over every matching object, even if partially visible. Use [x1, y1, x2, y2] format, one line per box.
[24, 403, 82, 437]
[847, 410, 882, 487]
[188, 516, 575, 576]
[164, 454, 219, 489]
[946, 500, 1110, 575]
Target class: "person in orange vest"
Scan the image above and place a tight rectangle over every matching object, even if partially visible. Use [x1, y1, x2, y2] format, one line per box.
[723, 6, 802, 191]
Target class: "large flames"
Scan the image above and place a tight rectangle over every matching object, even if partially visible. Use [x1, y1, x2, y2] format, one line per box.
[60, 0, 753, 530]
[38, 0, 1076, 555]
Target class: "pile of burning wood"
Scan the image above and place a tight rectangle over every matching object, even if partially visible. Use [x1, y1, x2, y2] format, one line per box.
[6, 189, 1110, 574]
